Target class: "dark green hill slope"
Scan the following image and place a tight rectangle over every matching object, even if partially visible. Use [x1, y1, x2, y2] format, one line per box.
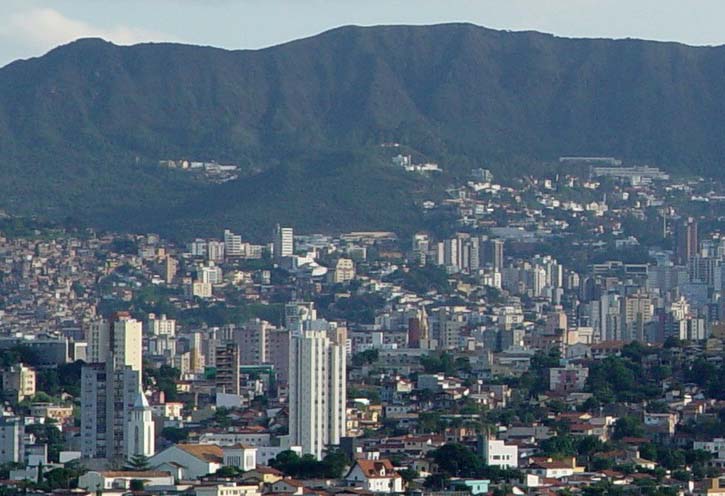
[1, 23, 724, 238]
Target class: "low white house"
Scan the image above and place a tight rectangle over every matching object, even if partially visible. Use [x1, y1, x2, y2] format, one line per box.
[480, 437, 518, 469]
[150, 444, 224, 480]
[345, 459, 404, 493]
[78, 470, 174, 491]
[526, 457, 581, 479]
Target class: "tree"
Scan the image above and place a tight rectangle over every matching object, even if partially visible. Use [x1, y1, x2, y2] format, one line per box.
[351, 349, 379, 367]
[130, 479, 146, 491]
[43, 467, 78, 490]
[161, 427, 189, 444]
[322, 449, 351, 478]
[216, 466, 243, 477]
[429, 444, 482, 478]
[399, 468, 419, 483]
[124, 454, 151, 471]
[612, 416, 644, 440]
[25, 423, 64, 462]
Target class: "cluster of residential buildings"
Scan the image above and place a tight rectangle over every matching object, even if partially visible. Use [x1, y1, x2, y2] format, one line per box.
[0, 162, 722, 495]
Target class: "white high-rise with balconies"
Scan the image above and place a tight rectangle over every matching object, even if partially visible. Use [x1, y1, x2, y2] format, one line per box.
[289, 328, 346, 459]
[274, 224, 294, 259]
[81, 312, 144, 461]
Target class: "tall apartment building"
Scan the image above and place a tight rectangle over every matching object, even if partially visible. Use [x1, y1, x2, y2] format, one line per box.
[2, 363, 36, 402]
[0, 415, 25, 464]
[163, 255, 178, 284]
[216, 343, 240, 395]
[82, 364, 142, 461]
[332, 258, 356, 283]
[189, 239, 208, 258]
[488, 239, 505, 271]
[87, 313, 143, 376]
[289, 329, 346, 459]
[207, 240, 226, 263]
[224, 229, 243, 258]
[198, 263, 223, 285]
[234, 320, 291, 383]
[80, 364, 109, 459]
[675, 217, 699, 265]
[274, 225, 294, 259]
[81, 313, 145, 462]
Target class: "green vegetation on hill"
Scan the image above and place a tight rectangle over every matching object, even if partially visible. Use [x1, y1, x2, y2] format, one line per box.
[1, 24, 725, 237]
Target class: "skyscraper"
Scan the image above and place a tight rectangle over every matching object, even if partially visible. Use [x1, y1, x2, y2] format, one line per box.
[488, 239, 504, 271]
[0, 416, 25, 464]
[675, 217, 698, 265]
[289, 329, 346, 459]
[216, 343, 240, 395]
[224, 229, 243, 258]
[274, 224, 294, 259]
[163, 255, 178, 284]
[87, 312, 143, 375]
[233, 321, 291, 383]
[81, 313, 144, 461]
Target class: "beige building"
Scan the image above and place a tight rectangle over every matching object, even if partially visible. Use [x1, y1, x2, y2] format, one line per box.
[2, 363, 36, 402]
[333, 258, 356, 283]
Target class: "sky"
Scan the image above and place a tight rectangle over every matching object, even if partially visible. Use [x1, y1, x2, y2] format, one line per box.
[1, 0, 724, 67]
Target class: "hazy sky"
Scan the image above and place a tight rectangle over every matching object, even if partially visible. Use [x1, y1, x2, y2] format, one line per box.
[2, 0, 724, 67]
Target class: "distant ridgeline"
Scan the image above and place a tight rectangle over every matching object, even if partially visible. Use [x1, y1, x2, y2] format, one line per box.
[0, 24, 724, 236]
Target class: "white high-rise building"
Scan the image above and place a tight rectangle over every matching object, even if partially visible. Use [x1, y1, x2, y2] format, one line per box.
[274, 225, 294, 259]
[87, 319, 111, 364]
[82, 313, 144, 461]
[112, 314, 143, 379]
[127, 392, 155, 458]
[224, 229, 243, 257]
[289, 329, 346, 459]
[207, 240, 226, 263]
[88, 313, 143, 373]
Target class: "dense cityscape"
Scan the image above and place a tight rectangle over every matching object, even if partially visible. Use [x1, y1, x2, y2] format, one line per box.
[0, 157, 722, 496]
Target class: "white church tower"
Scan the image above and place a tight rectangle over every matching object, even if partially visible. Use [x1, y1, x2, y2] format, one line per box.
[126, 392, 155, 458]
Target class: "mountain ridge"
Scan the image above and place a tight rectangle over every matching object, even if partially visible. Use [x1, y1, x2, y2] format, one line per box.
[0, 23, 724, 238]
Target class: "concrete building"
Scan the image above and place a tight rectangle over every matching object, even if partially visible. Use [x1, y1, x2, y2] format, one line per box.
[224, 229, 243, 258]
[82, 312, 144, 461]
[0, 415, 24, 464]
[207, 240, 226, 263]
[549, 365, 589, 392]
[480, 437, 518, 469]
[676, 217, 699, 265]
[234, 321, 290, 383]
[333, 258, 356, 284]
[164, 255, 178, 284]
[216, 343, 240, 395]
[289, 329, 346, 458]
[274, 225, 294, 259]
[2, 363, 36, 402]
[147, 313, 176, 337]
[88, 313, 143, 377]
